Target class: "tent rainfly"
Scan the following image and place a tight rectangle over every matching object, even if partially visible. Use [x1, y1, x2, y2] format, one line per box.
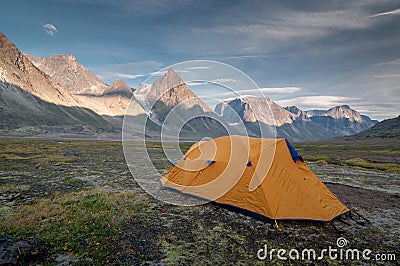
[161, 135, 349, 222]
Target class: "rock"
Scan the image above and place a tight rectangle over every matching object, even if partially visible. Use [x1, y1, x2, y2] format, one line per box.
[0, 236, 41, 265]
[64, 149, 81, 157]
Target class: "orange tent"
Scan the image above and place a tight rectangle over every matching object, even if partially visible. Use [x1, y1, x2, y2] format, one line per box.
[161, 135, 349, 222]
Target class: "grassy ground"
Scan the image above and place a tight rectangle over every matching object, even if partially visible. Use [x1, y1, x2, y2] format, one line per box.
[293, 138, 400, 172]
[0, 138, 399, 265]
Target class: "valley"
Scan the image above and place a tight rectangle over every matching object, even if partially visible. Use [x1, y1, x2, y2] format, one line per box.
[0, 138, 398, 264]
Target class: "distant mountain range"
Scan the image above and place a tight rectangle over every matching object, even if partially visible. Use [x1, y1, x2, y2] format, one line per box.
[215, 98, 377, 141]
[0, 32, 386, 141]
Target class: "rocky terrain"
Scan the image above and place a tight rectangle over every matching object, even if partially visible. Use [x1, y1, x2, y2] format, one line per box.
[26, 54, 107, 96]
[0, 138, 398, 264]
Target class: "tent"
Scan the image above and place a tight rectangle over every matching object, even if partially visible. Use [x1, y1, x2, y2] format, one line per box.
[161, 135, 349, 222]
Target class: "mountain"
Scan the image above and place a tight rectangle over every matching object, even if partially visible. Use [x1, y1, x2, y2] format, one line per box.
[215, 97, 296, 126]
[133, 68, 229, 139]
[285, 106, 309, 120]
[0, 82, 108, 133]
[134, 68, 212, 124]
[286, 105, 377, 139]
[0, 32, 109, 133]
[215, 95, 376, 141]
[352, 115, 400, 138]
[26, 54, 107, 95]
[300, 105, 377, 136]
[102, 79, 133, 98]
[0, 33, 379, 141]
[26, 53, 143, 118]
[134, 68, 211, 113]
[0, 33, 80, 106]
[305, 105, 371, 123]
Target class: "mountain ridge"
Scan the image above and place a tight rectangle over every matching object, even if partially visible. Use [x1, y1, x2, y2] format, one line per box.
[0, 32, 379, 141]
[26, 54, 108, 95]
[351, 115, 400, 139]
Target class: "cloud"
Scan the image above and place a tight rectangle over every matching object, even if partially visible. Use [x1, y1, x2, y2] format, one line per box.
[186, 78, 236, 86]
[224, 54, 280, 60]
[376, 58, 400, 66]
[197, 23, 322, 41]
[368, 8, 400, 18]
[211, 87, 301, 96]
[253, 87, 301, 94]
[211, 78, 236, 84]
[185, 66, 211, 70]
[372, 74, 400, 79]
[276, 96, 360, 109]
[53, 0, 196, 15]
[148, 69, 189, 77]
[191, 86, 301, 102]
[93, 60, 163, 81]
[97, 72, 144, 80]
[43, 23, 58, 36]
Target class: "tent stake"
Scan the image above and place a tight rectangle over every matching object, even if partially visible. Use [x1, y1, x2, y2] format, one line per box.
[274, 220, 283, 233]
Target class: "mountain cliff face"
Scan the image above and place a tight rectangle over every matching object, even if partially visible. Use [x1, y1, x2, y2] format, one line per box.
[26, 54, 107, 95]
[133, 69, 229, 139]
[0, 32, 109, 132]
[305, 105, 367, 123]
[0, 33, 80, 106]
[134, 68, 211, 112]
[25, 53, 143, 118]
[134, 68, 212, 125]
[215, 97, 296, 126]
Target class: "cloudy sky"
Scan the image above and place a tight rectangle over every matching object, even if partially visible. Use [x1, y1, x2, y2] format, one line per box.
[1, 0, 399, 120]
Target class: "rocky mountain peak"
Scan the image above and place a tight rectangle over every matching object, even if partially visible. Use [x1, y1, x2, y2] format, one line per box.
[134, 68, 210, 110]
[26, 53, 107, 95]
[151, 68, 184, 94]
[325, 105, 362, 122]
[285, 106, 302, 115]
[109, 79, 130, 88]
[285, 105, 310, 120]
[102, 79, 133, 98]
[0, 32, 79, 106]
[0, 32, 30, 74]
[0, 32, 17, 51]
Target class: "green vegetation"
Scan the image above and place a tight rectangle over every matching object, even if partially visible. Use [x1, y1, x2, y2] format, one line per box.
[294, 139, 400, 172]
[344, 158, 400, 172]
[0, 189, 147, 263]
